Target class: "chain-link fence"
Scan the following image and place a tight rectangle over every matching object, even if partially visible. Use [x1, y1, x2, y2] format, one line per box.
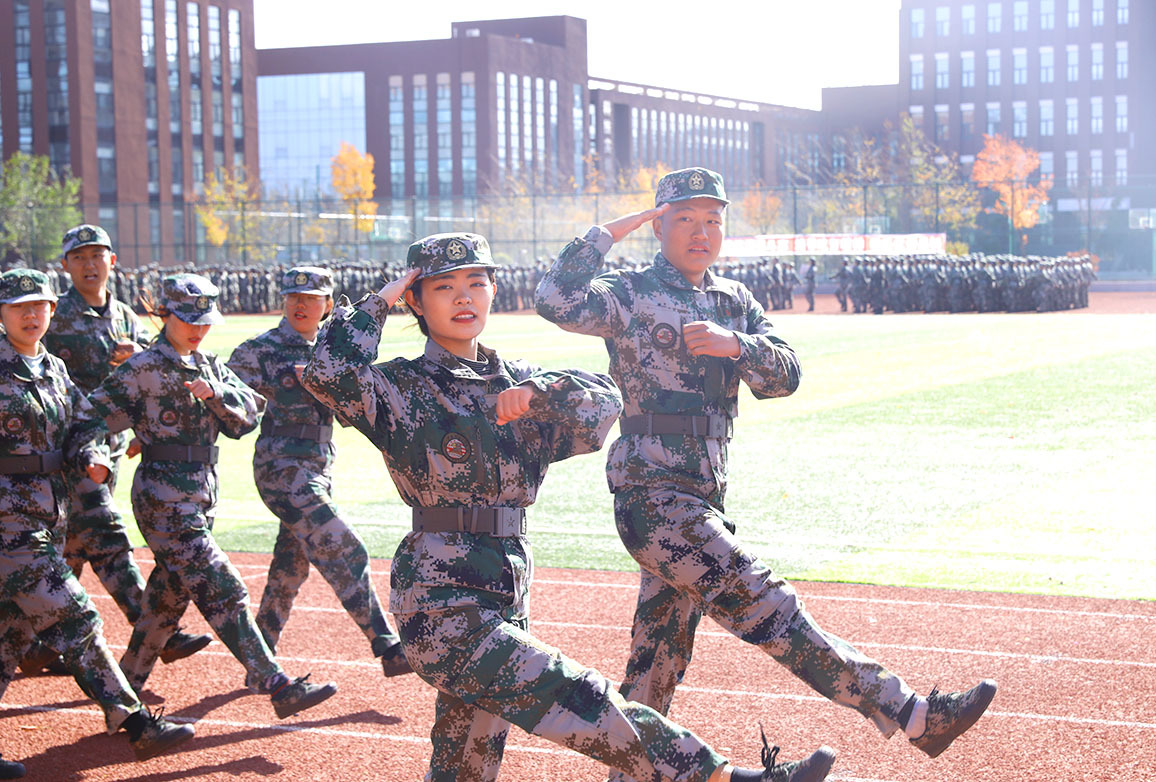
[8, 179, 1155, 276]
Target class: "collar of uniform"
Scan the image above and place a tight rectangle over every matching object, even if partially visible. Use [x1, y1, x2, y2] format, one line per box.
[0, 335, 45, 382]
[422, 338, 502, 379]
[64, 285, 113, 317]
[155, 331, 204, 371]
[653, 253, 727, 294]
[276, 316, 314, 346]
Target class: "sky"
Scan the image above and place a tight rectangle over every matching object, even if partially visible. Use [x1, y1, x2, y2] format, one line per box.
[252, 0, 903, 111]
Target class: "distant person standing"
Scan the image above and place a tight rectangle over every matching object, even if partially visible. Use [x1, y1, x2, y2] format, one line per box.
[804, 259, 817, 312]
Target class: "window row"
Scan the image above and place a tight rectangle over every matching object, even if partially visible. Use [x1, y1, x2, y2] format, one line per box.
[910, 0, 1128, 38]
[911, 95, 1130, 145]
[910, 41, 1127, 89]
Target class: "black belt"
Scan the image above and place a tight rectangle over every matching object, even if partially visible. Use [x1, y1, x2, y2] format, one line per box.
[0, 450, 63, 474]
[140, 444, 219, 464]
[260, 421, 333, 442]
[412, 507, 527, 537]
[619, 413, 732, 439]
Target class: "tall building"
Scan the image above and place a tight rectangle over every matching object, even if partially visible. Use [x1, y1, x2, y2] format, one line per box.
[0, 0, 258, 264]
[900, 0, 1155, 254]
[257, 16, 825, 208]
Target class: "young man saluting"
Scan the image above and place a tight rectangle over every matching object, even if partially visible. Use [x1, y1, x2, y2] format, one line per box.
[536, 168, 996, 779]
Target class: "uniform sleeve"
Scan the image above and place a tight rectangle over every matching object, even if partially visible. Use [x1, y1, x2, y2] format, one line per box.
[65, 379, 111, 473]
[128, 309, 151, 348]
[732, 288, 802, 400]
[203, 356, 266, 439]
[67, 363, 138, 458]
[515, 365, 623, 463]
[225, 339, 269, 397]
[301, 293, 398, 451]
[535, 226, 632, 339]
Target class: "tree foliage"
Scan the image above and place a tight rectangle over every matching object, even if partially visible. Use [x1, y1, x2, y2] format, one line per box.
[330, 142, 378, 234]
[190, 168, 275, 263]
[0, 152, 82, 266]
[738, 185, 784, 234]
[971, 133, 1052, 231]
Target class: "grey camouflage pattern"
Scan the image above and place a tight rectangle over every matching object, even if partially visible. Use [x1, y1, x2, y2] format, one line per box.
[70, 330, 281, 690]
[302, 293, 726, 781]
[227, 317, 400, 653]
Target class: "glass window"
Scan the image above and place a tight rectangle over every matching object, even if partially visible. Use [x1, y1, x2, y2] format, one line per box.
[141, 0, 156, 68]
[1067, 0, 1079, 27]
[1066, 45, 1079, 82]
[572, 83, 584, 188]
[1090, 149, 1102, 185]
[910, 7, 925, 38]
[1013, 1, 1028, 30]
[910, 55, 924, 90]
[935, 105, 950, 141]
[936, 6, 950, 35]
[522, 77, 532, 169]
[1090, 96, 1103, 134]
[936, 53, 950, 88]
[412, 74, 428, 198]
[227, 8, 241, 81]
[509, 74, 519, 173]
[1039, 151, 1053, 179]
[1091, 0, 1103, 25]
[1012, 101, 1027, 137]
[986, 101, 1001, 135]
[1115, 95, 1127, 133]
[390, 74, 406, 196]
[435, 72, 452, 198]
[961, 51, 976, 87]
[1118, 0, 1129, 24]
[1091, 43, 1103, 80]
[962, 4, 976, 33]
[909, 105, 924, 131]
[987, 49, 1001, 86]
[1040, 0, 1055, 28]
[187, 2, 200, 75]
[987, 2, 1002, 33]
[961, 102, 976, 142]
[1066, 97, 1079, 134]
[1013, 49, 1027, 84]
[1116, 41, 1128, 79]
[548, 79, 558, 185]
[1040, 99, 1054, 135]
[1115, 148, 1127, 184]
[462, 72, 476, 196]
[1065, 150, 1078, 186]
[1040, 47, 1054, 83]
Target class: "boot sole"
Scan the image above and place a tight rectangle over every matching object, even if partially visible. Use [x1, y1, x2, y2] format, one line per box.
[914, 680, 998, 758]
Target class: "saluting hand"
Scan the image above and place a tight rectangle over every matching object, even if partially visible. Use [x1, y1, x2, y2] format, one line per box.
[682, 321, 741, 358]
[379, 268, 421, 308]
[495, 385, 535, 425]
[602, 203, 671, 244]
[185, 379, 215, 400]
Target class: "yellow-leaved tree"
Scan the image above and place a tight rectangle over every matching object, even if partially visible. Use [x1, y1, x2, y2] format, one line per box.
[330, 142, 378, 234]
[970, 134, 1052, 247]
[191, 167, 272, 263]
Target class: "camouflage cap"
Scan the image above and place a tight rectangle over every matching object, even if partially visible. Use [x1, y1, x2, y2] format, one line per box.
[160, 273, 224, 325]
[280, 265, 334, 296]
[61, 224, 113, 256]
[654, 167, 729, 208]
[0, 269, 58, 305]
[406, 233, 498, 281]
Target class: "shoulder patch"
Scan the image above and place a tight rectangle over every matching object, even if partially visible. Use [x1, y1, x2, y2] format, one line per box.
[441, 432, 472, 464]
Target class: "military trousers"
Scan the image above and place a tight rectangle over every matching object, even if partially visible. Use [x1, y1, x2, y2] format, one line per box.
[63, 453, 145, 625]
[0, 531, 141, 733]
[396, 600, 725, 782]
[255, 473, 398, 653]
[613, 486, 914, 750]
[120, 510, 281, 690]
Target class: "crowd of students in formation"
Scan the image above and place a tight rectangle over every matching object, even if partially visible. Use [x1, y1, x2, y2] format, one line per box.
[1, 168, 1003, 782]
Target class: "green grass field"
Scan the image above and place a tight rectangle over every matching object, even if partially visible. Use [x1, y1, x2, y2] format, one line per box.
[114, 308, 1156, 601]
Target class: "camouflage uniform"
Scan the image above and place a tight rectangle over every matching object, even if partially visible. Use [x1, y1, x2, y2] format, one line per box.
[226, 267, 403, 660]
[303, 233, 732, 782]
[43, 224, 150, 625]
[536, 169, 918, 779]
[0, 270, 142, 735]
[69, 275, 285, 692]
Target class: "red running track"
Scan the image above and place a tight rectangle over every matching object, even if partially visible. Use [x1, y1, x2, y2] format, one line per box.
[2, 551, 1153, 781]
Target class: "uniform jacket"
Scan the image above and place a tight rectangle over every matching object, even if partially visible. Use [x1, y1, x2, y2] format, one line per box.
[536, 227, 801, 499]
[0, 336, 105, 538]
[302, 292, 622, 614]
[227, 317, 334, 477]
[69, 331, 265, 517]
[43, 287, 150, 395]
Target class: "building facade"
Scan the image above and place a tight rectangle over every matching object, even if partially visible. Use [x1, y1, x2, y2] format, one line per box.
[0, 0, 258, 264]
